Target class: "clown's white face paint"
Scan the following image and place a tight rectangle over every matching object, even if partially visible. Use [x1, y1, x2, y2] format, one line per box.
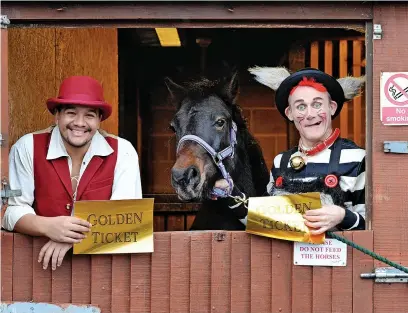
[285, 86, 337, 148]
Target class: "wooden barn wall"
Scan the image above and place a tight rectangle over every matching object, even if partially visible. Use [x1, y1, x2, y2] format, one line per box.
[372, 3, 408, 313]
[1, 230, 374, 313]
[8, 28, 119, 147]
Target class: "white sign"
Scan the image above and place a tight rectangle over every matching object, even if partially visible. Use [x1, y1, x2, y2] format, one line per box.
[380, 72, 408, 125]
[293, 239, 347, 266]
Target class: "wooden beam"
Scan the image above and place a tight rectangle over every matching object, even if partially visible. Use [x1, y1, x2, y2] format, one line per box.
[310, 41, 319, 68]
[353, 40, 363, 146]
[324, 41, 333, 75]
[339, 40, 349, 139]
[2, 2, 373, 22]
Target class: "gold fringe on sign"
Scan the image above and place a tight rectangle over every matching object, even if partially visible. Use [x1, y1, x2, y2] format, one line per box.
[246, 192, 325, 244]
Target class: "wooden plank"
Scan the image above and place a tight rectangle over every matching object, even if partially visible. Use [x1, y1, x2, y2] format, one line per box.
[331, 232, 353, 313]
[312, 266, 332, 313]
[230, 232, 251, 313]
[2, 3, 373, 21]
[288, 44, 305, 148]
[291, 264, 313, 313]
[0, 26, 9, 179]
[352, 231, 373, 313]
[55, 28, 119, 135]
[211, 232, 232, 313]
[1, 232, 14, 301]
[130, 253, 151, 313]
[151, 232, 171, 313]
[32, 237, 52, 302]
[324, 41, 333, 75]
[91, 256, 112, 313]
[310, 41, 319, 69]
[271, 239, 292, 313]
[12, 234, 33, 301]
[190, 232, 212, 313]
[52, 250, 72, 303]
[352, 40, 363, 147]
[154, 215, 166, 232]
[167, 215, 185, 231]
[170, 232, 190, 313]
[339, 40, 349, 139]
[186, 214, 196, 230]
[8, 28, 55, 148]
[71, 255, 92, 304]
[250, 235, 271, 313]
[111, 255, 131, 312]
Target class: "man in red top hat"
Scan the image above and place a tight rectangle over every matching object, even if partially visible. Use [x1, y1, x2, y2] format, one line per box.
[213, 67, 366, 234]
[2, 76, 142, 270]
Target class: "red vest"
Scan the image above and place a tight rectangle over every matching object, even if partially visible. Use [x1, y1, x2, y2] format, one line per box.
[33, 128, 118, 217]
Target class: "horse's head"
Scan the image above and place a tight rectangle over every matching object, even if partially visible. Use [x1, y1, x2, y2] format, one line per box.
[165, 71, 243, 201]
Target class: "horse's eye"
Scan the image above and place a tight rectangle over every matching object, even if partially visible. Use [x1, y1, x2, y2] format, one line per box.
[215, 119, 226, 128]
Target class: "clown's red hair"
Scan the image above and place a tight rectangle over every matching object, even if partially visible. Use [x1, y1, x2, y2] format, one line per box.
[289, 77, 327, 95]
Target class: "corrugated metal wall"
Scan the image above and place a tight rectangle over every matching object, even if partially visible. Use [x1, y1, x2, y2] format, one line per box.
[1, 230, 374, 313]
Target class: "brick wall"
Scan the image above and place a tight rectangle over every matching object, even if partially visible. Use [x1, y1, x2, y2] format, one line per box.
[144, 83, 288, 194]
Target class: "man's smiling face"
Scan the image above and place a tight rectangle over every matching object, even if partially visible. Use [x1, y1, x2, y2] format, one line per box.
[285, 85, 337, 147]
[55, 105, 101, 149]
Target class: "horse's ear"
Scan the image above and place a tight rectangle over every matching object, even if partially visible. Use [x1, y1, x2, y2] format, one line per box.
[221, 70, 239, 104]
[164, 77, 187, 108]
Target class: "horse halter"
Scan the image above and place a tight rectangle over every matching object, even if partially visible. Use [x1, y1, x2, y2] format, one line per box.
[176, 121, 238, 198]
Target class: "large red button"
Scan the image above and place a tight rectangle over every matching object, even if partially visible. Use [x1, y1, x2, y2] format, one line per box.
[325, 174, 338, 188]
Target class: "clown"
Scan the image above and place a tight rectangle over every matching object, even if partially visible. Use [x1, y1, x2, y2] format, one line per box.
[2, 76, 143, 270]
[214, 67, 366, 235]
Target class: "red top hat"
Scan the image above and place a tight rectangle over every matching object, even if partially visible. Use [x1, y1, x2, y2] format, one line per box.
[46, 76, 112, 121]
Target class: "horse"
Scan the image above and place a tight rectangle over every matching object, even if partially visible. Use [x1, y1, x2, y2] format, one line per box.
[164, 69, 270, 230]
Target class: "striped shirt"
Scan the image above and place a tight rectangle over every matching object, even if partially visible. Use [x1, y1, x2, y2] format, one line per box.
[267, 138, 366, 230]
[228, 137, 366, 231]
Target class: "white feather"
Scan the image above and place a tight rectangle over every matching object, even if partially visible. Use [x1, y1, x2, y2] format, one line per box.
[248, 66, 291, 91]
[337, 76, 366, 100]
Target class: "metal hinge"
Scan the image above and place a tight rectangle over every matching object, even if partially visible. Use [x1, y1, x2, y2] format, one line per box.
[0, 15, 10, 29]
[361, 267, 408, 283]
[1, 179, 22, 205]
[373, 24, 382, 40]
[383, 141, 408, 154]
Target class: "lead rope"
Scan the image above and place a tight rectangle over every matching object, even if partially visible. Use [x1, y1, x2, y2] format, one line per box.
[229, 196, 408, 273]
[326, 231, 408, 274]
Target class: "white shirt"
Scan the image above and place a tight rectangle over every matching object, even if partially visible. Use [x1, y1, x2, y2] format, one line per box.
[2, 125, 143, 231]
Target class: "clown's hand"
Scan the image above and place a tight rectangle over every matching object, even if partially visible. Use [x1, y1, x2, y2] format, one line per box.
[303, 205, 346, 235]
[211, 179, 234, 200]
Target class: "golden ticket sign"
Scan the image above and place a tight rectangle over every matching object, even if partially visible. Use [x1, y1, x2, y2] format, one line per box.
[73, 198, 154, 255]
[246, 192, 325, 244]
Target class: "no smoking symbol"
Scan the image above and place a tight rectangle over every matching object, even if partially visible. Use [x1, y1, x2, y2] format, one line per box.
[385, 73, 408, 106]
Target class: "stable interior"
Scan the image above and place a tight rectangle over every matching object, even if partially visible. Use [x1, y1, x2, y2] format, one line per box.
[7, 26, 366, 231]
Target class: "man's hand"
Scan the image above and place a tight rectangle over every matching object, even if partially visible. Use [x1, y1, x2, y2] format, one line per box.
[43, 216, 91, 243]
[38, 240, 73, 271]
[303, 205, 345, 235]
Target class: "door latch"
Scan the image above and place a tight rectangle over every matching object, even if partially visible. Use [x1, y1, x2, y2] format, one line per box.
[361, 267, 408, 283]
[1, 179, 22, 205]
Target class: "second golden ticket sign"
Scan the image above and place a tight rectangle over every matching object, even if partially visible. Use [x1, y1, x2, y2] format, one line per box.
[73, 198, 154, 255]
[246, 192, 325, 244]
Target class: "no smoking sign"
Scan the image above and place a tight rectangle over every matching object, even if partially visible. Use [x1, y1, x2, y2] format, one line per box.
[381, 72, 408, 125]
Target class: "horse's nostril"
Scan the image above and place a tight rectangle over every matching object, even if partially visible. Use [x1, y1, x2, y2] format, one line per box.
[171, 166, 200, 187]
[187, 166, 198, 181]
